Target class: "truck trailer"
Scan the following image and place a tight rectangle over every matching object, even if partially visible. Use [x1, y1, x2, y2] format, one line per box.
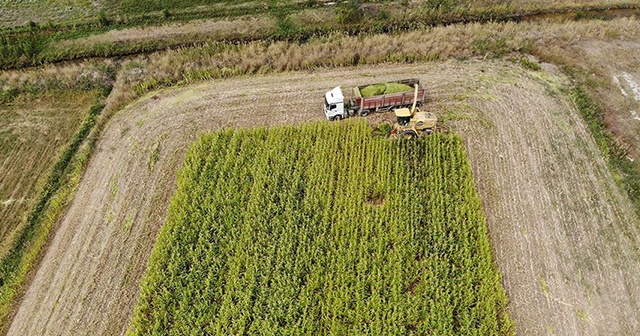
[323, 78, 426, 120]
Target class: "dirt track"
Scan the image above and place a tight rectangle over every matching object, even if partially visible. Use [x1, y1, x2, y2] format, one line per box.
[7, 60, 640, 335]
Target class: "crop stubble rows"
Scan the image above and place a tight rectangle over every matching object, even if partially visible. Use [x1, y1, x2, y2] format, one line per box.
[574, 40, 640, 157]
[6, 61, 640, 335]
[444, 66, 640, 335]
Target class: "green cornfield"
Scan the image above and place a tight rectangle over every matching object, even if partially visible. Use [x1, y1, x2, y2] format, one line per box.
[128, 121, 512, 335]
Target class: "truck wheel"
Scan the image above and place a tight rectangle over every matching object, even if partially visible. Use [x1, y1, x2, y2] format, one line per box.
[361, 110, 369, 117]
[401, 130, 417, 139]
[330, 115, 342, 121]
[423, 128, 434, 135]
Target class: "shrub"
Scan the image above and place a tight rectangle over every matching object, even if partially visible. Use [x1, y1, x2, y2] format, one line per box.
[337, 0, 363, 24]
[97, 11, 110, 27]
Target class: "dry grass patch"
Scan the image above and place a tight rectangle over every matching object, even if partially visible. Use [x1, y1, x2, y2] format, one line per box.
[0, 91, 96, 260]
[0, 60, 116, 104]
[2, 0, 637, 70]
[52, 16, 275, 51]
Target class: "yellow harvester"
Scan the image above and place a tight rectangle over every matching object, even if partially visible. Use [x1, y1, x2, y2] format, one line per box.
[392, 84, 437, 139]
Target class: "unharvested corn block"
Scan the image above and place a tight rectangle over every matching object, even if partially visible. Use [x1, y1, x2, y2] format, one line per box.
[129, 121, 513, 335]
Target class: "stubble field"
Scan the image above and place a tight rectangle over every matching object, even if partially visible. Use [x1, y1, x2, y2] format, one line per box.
[574, 40, 640, 157]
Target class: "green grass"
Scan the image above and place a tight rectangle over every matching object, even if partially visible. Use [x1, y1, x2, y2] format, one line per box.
[0, 92, 97, 261]
[0, 0, 101, 28]
[114, 0, 276, 15]
[0, 0, 276, 28]
[128, 121, 512, 335]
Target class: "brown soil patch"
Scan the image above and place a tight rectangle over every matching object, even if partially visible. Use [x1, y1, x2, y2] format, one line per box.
[7, 60, 640, 335]
[366, 191, 385, 206]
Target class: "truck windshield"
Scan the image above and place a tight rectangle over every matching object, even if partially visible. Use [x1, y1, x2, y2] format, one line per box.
[324, 96, 330, 108]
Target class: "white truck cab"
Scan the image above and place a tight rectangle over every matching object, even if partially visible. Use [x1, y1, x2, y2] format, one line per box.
[323, 86, 345, 120]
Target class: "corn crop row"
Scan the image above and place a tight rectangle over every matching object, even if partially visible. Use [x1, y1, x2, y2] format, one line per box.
[128, 121, 512, 335]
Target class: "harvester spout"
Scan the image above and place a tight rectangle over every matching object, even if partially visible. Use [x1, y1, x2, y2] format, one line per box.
[410, 84, 419, 115]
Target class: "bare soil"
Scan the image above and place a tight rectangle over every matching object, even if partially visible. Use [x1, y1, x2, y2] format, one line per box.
[7, 60, 640, 335]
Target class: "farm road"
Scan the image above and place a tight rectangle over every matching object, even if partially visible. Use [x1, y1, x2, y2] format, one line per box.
[7, 60, 640, 335]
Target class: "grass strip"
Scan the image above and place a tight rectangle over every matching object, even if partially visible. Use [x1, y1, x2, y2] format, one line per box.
[0, 86, 111, 330]
[567, 80, 640, 211]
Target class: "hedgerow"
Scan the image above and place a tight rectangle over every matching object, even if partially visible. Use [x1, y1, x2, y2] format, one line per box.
[129, 121, 512, 335]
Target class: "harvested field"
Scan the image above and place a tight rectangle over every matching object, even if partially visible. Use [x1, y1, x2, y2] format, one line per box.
[7, 60, 640, 335]
[441, 64, 640, 335]
[0, 92, 96, 260]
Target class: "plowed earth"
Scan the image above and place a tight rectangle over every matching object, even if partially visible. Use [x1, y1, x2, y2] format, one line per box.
[7, 60, 640, 335]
